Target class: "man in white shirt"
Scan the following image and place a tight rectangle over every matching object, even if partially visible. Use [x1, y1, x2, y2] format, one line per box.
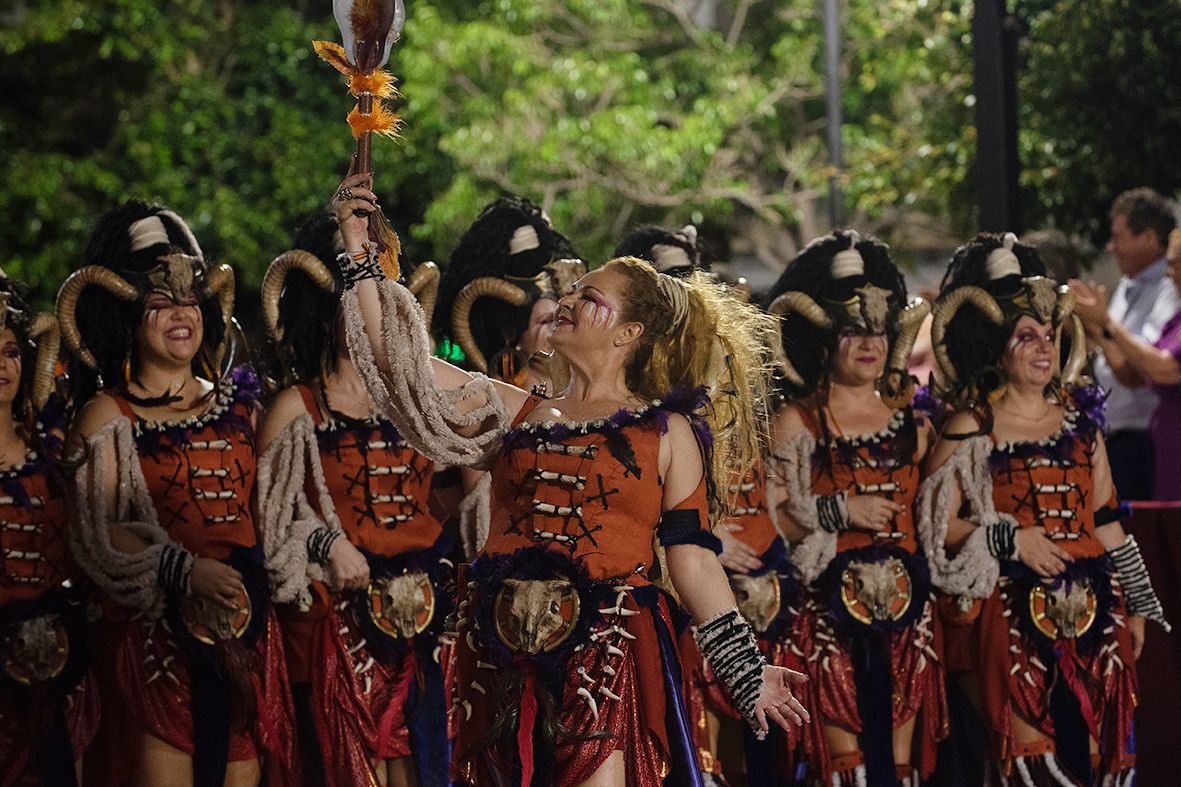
[1088, 188, 1180, 499]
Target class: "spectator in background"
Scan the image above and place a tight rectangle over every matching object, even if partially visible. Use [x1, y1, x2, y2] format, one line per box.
[1021, 227, 1088, 283]
[1069, 188, 1180, 500]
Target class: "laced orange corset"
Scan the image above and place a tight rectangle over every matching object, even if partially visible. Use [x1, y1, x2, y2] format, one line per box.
[483, 395, 711, 583]
[112, 369, 259, 560]
[297, 385, 442, 556]
[804, 407, 922, 554]
[988, 406, 1106, 559]
[0, 451, 73, 604]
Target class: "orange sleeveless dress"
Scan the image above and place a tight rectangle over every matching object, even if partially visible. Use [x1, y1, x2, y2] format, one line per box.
[276, 384, 451, 785]
[452, 391, 714, 787]
[0, 406, 100, 785]
[790, 406, 947, 783]
[106, 369, 294, 783]
[959, 402, 1136, 778]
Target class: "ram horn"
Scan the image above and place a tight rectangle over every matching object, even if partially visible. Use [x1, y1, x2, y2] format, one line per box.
[886, 297, 932, 373]
[1060, 314, 1088, 386]
[1052, 285, 1075, 330]
[767, 290, 834, 387]
[930, 286, 1004, 390]
[27, 312, 61, 410]
[407, 261, 441, 324]
[55, 266, 139, 370]
[203, 264, 236, 368]
[261, 250, 337, 343]
[450, 277, 529, 373]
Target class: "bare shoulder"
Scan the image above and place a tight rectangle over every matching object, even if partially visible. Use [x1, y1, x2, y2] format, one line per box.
[941, 410, 982, 438]
[770, 402, 810, 446]
[71, 394, 126, 440]
[257, 386, 311, 453]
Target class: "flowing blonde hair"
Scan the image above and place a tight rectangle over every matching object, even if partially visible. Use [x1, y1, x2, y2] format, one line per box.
[602, 256, 777, 521]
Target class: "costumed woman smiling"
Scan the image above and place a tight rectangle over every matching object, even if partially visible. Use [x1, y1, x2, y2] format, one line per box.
[329, 171, 810, 786]
[0, 276, 99, 785]
[61, 202, 295, 786]
[918, 232, 1168, 785]
[256, 210, 450, 787]
[764, 230, 946, 787]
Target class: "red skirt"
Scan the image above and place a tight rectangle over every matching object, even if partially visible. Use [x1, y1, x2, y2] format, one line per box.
[113, 610, 296, 783]
[0, 671, 99, 787]
[452, 587, 676, 787]
[794, 592, 947, 783]
[967, 575, 1137, 777]
[279, 593, 422, 786]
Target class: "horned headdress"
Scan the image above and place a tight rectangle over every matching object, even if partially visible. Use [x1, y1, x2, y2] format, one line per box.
[764, 230, 929, 406]
[261, 211, 438, 384]
[930, 232, 1085, 405]
[0, 274, 61, 411]
[434, 197, 584, 378]
[57, 202, 234, 395]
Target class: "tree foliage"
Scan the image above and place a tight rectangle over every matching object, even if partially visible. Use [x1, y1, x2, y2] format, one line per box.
[1, 0, 1175, 309]
[1014, 0, 1181, 240]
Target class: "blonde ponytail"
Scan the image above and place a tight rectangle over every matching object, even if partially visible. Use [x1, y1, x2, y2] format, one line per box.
[603, 257, 778, 520]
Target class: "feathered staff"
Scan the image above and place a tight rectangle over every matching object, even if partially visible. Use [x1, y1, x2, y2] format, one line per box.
[314, 0, 406, 278]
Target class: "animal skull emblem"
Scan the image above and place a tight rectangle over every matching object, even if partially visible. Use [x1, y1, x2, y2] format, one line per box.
[1, 615, 69, 685]
[1029, 580, 1098, 640]
[494, 577, 581, 655]
[729, 573, 782, 633]
[840, 557, 913, 625]
[368, 572, 435, 640]
[182, 586, 252, 645]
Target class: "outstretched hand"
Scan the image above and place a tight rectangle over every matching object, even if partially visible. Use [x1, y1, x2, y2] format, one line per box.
[715, 520, 764, 573]
[753, 664, 810, 735]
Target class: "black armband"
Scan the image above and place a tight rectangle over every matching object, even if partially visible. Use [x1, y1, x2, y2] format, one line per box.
[307, 527, 344, 565]
[694, 608, 768, 737]
[158, 544, 194, 596]
[657, 509, 722, 553]
[984, 520, 1019, 560]
[816, 492, 849, 533]
[1108, 534, 1171, 632]
[1095, 503, 1133, 527]
[336, 246, 384, 291]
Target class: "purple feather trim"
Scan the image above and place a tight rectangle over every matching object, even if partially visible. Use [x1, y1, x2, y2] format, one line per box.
[910, 385, 944, 425]
[1001, 554, 1116, 658]
[0, 396, 72, 511]
[988, 392, 1103, 471]
[1066, 384, 1107, 432]
[131, 365, 260, 457]
[502, 386, 712, 453]
[815, 545, 931, 638]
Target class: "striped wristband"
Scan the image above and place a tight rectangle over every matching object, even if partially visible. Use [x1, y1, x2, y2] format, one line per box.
[984, 521, 1019, 560]
[816, 492, 849, 533]
[694, 608, 768, 737]
[158, 544, 194, 596]
[307, 527, 344, 565]
[1108, 534, 1171, 631]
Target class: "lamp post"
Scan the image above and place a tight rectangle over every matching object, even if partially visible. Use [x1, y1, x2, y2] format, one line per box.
[822, 0, 844, 230]
[972, 0, 1022, 232]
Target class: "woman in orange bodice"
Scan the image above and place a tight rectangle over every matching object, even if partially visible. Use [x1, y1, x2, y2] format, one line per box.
[330, 171, 811, 787]
[919, 233, 1168, 785]
[0, 277, 99, 785]
[60, 202, 294, 786]
[764, 231, 945, 787]
[257, 212, 451, 787]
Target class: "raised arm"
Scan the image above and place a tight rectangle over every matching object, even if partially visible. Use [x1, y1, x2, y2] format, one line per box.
[325, 173, 526, 464]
